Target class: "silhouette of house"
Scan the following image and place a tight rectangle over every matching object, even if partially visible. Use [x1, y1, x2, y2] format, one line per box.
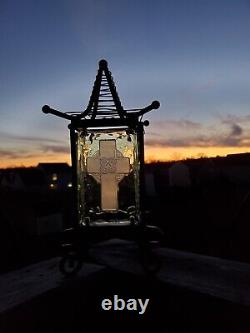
[226, 152, 250, 162]
[37, 163, 72, 190]
[219, 153, 250, 185]
[1, 167, 46, 191]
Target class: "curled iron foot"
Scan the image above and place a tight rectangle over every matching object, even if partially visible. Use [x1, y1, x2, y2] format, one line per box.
[59, 252, 83, 277]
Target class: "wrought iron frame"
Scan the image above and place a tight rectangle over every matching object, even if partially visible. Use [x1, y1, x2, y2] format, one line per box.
[42, 59, 163, 275]
[42, 59, 160, 231]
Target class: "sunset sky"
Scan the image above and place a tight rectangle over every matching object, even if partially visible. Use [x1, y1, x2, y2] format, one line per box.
[1, 0, 250, 167]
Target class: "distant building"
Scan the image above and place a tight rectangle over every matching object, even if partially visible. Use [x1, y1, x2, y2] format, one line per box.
[37, 163, 72, 190]
[226, 152, 250, 162]
[1, 167, 46, 191]
[0, 163, 72, 192]
[219, 154, 250, 185]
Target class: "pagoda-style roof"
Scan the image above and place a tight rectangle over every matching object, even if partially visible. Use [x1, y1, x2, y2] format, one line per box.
[42, 59, 160, 124]
[81, 59, 125, 120]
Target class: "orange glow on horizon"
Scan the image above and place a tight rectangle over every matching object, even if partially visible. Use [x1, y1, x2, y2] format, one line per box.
[0, 146, 250, 168]
[0, 154, 71, 169]
[144, 146, 250, 162]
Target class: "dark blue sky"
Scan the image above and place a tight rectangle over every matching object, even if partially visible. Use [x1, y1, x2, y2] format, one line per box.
[1, 0, 250, 165]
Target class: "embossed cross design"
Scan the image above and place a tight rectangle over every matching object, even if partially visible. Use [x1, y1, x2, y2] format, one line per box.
[86, 140, 130, 210]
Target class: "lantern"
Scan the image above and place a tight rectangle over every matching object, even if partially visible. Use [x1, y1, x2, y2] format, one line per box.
[42, 60, 160, 230]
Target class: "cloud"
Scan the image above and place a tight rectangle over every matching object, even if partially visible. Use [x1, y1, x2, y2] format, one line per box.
[146, 132, 250, 148]
[146, 115, 250, 148]
[0, 132, 63, 144]
[0, 131, 69, 162]
[153, 119, 202, 131]
[220, 119, 244, 145]
[1, 114, 249, 162]
[0, 144, 69, 161]
[230, 123, 243, 136]
[39, 144, 70, 154]
[145, 136, 211, 148]
[222, 115, 250, 124]
[0, 149, 42, 160]
[0, 149, 25, 159]
[221, 116, 244, 137]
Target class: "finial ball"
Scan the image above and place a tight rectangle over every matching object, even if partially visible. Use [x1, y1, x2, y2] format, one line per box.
[99, 59, 108, 69]
[42, 105, 50, 113]
[151, 100, 160, 109]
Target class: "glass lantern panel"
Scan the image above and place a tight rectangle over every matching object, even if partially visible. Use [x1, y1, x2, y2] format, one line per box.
[76, 128, 140, 226]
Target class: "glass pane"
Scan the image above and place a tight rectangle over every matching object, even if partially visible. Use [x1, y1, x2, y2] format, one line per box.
[76, 129, 140, 226]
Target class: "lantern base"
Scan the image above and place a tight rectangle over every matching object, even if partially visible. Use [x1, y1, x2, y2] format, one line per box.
[87, 220, 131, 227]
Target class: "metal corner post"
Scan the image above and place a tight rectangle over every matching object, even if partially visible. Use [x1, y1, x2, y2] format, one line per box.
[137, 122, 146, 227]
[69, 124, 78, 229]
